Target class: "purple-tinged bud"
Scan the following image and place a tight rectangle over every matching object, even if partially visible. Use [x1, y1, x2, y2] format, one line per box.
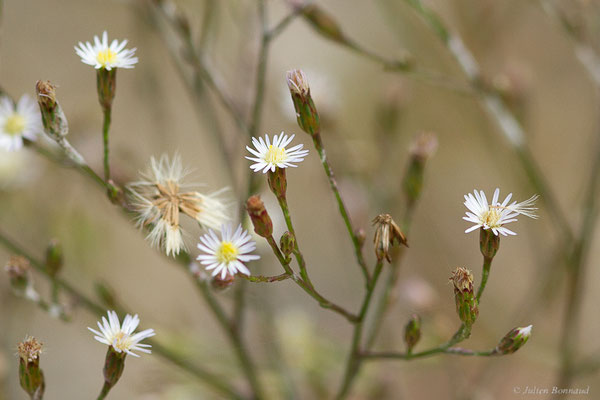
[495, 325, 532, 355]
[246, 195, 273, 238]
[450, 267, 478, 327]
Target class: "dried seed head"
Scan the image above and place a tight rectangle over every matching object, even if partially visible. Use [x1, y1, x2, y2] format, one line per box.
[450, 267, 478, 327]
[35, 81, 57, 110]
[409, 132, 438, 162]
[35, 80, 68, 139]
[286, 69, 310, 97]
[246, 195, 273, 238]
[372, 214, 408, 263]
[17, 336, 43, 363]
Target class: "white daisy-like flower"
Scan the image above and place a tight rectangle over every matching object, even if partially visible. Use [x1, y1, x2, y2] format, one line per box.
[74, 31, 138, 70]
[128, 154, 229, 257]
[0, 95, 42, 151]
[88, 310, 155, 357]
[463, 188, 539, 236]
[246, 132, 309, 173]
[196, 223, 260, 279]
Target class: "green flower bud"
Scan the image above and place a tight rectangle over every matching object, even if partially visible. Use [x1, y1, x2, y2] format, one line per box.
[45, 239, 63, 278]
[496, 325, 532, 355]
[103, 347, 126, 390]
[279, 231, 295, 258]
[18, 336, 45, 400]
[246, 195, 273, 238]
[300, 4, 347, 44]
[267, 167, 287, 199]
[403, 132, 437, 207]
[286, 69, 320, 136]
[450, 267, 478, 327]
[97, 68, 117, 112]
[404, 314, 421, 352]
[479, 227, 500, 260]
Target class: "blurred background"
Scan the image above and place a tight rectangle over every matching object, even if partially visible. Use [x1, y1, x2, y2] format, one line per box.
[1, 0, 599, 398]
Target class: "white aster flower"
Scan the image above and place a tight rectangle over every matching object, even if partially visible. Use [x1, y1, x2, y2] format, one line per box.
[463, 188, 539, 236]
[246, 132, 309, 173]
[128, 154, 229, 257]
[75, 31, 138, 70]
[88, 310, 155, 357]
[0, 95, 42, 151]
[196, 223, 260, 279]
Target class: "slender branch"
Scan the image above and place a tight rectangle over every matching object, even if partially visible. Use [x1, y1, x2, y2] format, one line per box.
[335, 261, 384, 400]
[264, 236, 358, 322]
[476, 256, 493, 303]
[275, 195, 311, 286]
[242, 273, 291, 283]
[0, 230, 244, 400]
[311, 133, 370, 282]
[362, 344, 497, 360]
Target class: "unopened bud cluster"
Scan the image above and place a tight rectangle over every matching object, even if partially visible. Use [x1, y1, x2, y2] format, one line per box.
[450, 267, 478, 327]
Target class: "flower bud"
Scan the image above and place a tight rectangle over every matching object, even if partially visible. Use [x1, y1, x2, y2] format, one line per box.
[18, 336, 45, 400]
[355, 228, 366, 249]
[211, 272, 236, 291]
[287, 69, 320, 136]
[403, 132, 437, 207]
[45, 239, 63, 278]
[404, 314, 421, 352]
[495, 325, 532, 355]
[267, 167, 287, 199]
[97, 68, 117, 111]
[5, 255, 31, 293]
[300, 4, 347, 44]
[479, 227, 500, 260]
[450, 267, 478, 327]
[103, 347, 126, 391]
[36, 80, 68, 139]
[279, 231, 296, 258]
[246, 195, 273, 238]
[372, 214, 408, 263]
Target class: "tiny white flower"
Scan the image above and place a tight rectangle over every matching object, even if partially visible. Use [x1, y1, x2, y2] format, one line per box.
[196, 223, 260, 279]
[246, 132, 309, 173]
[75, 31, 138, 70]
[88, 310, 155, 357]
[463, 188, 539, 236]
[128, 154, 229, 257]
[0, 95, 42, 151]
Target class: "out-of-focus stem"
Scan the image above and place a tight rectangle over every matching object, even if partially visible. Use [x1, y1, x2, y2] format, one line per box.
[335, 261, 384, 400]
[311, 132, 370, 283]
[0, 231, 244, 400]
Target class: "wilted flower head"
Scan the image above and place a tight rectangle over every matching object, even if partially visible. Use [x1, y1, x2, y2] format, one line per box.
[246, 132, 309, 173]
[450, 266, 478, 327]
[287, 69, 310, 97]
[372, 214, 408, 262]
[128, 154, 229, 257]
[463, 188, 538, 236]
[88, 311, 155, 357]
[17, 336, 43, 363]
[75, 31, 138, 70]
[196, 223, 260, 279]
[0, 95, 43, 151]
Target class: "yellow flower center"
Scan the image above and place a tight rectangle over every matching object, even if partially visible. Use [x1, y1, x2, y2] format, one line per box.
[112, 331, 132, 352]
[4, 114, 25, 136]
[483, 208, 501, 227]
[264, 145, 287, 164]
[216, 242, 238, 263]
[97, 49, 117, 67]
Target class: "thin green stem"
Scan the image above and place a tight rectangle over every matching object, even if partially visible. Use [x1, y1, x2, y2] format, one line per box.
[96, 382, 111, 400]
[311, 133, 370, 282]
[335, 261, 384, 400]
[476, 257, 493, 303]
[242, 273, 291, 283]
[264, 236, 358, 322]
[102, 107, 111, 182]
[362, 344, 497, 360]
[276, 195, 311, 285]
[0, 230, 244, 399]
